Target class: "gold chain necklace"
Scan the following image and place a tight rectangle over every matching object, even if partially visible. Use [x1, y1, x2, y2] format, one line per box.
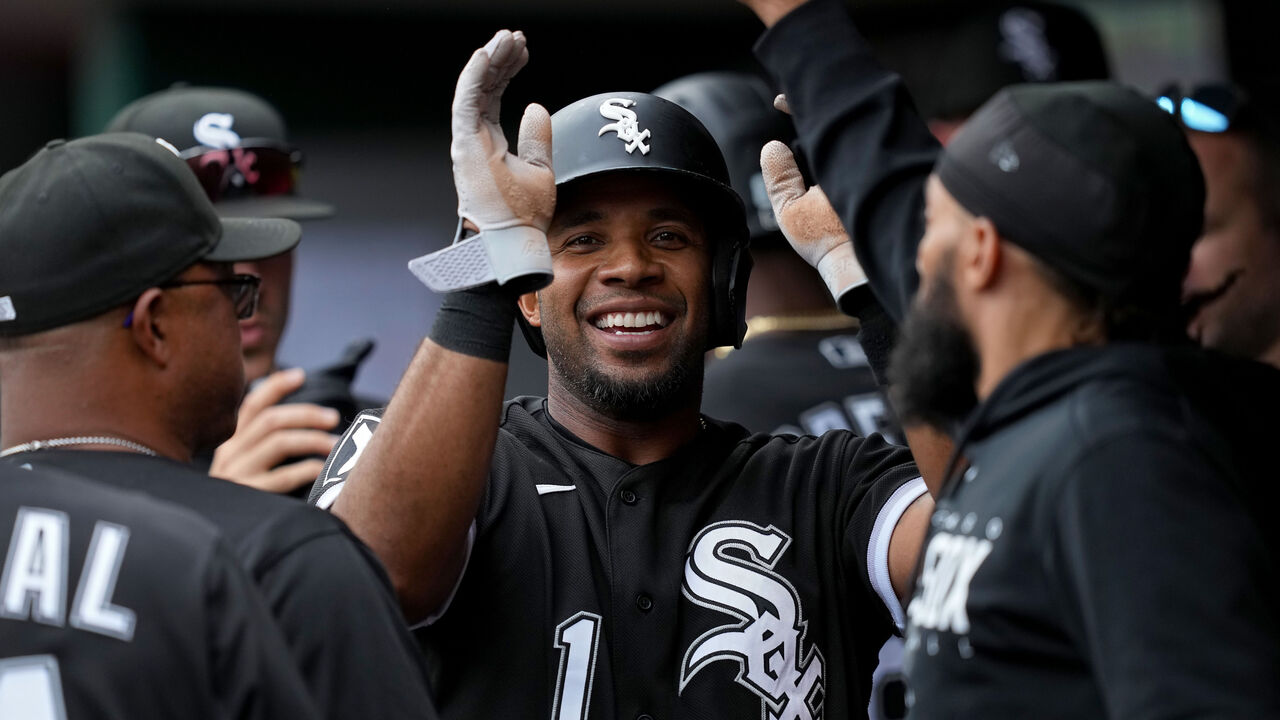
[715, 311, 860, 359]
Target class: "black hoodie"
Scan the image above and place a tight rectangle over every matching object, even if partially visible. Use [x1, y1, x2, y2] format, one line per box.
[903, 344, 1279, 718]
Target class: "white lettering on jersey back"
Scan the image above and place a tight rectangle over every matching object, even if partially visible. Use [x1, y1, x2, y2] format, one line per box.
[906, 531, 992, 635]
[0, 508, 69, 626]
[597, 99, 652, 155]
[816, 335, 867, 370]
[680, 521, 825, 720]
[69, 522, 136, 641]
[193, 112, 241, 149]
[1, 509, 136, 641]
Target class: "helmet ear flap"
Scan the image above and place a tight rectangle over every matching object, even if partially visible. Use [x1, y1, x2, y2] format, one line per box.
[711, 238, 752, 350]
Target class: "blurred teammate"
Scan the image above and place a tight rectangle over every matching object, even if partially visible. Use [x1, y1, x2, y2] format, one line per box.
[108, 86, 374, 494]
[741, 0, 1280, 715]
[892, 2, 1109, 146]
[311, 30, 939, 720]
[0, 133, 436, 720]
[0, 463, 318, 719]
[1168, 85, 1280, 368]
[656, 71, 902, 442]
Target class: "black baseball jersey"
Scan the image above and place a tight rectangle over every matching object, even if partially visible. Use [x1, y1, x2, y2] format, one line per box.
[0, 462, 317, 719]
[4, 450, 436, 720]
[704, 328, 903, 443]
[705, 327, 908, 720]
[311, 397, 924, 720]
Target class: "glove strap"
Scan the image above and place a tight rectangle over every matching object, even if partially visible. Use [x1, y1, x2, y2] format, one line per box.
[408, 219, 552, 293]
[816, 242, 869, 309]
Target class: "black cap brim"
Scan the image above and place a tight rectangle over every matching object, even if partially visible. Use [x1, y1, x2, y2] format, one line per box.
[205, 217, 302, 262]
[213, 195, 335, 221]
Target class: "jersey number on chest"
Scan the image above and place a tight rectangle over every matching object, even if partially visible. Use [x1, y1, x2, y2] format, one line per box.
[552, 611, 603, 720]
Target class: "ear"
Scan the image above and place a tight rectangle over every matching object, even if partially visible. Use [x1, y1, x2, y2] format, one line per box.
[517, 291, 541, 328]
[958, 216, 1002, 292]
[126, 288, 172, 368]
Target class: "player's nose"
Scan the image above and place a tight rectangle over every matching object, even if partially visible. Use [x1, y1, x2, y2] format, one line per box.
[598, 236, 663, 288]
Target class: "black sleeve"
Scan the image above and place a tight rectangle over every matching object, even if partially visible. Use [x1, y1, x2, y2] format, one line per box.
[206, 540, 321, 720]
[256, 530, 439, 720]
[755, 0, 942, 323]
[1046, 434, 1280, 718]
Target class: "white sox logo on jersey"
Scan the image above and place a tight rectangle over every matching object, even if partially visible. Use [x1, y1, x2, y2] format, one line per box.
[597, 99, 651, 155]
[313, 412, 381, 510]
[680, 521, 825, 720]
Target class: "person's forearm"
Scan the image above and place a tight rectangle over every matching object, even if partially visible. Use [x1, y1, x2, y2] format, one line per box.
[332, 340, 505, 622]
[755, 0, 940, 321]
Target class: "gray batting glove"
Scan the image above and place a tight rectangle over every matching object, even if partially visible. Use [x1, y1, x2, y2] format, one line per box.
[760, 140, 868, 304]
[409, 29, 556, 293]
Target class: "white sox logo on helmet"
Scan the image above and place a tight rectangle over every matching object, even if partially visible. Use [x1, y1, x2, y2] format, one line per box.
[680, 521, 825, 720]
[597, 99, 651, 155]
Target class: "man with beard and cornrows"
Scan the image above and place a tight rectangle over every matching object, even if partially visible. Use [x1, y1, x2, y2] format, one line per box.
[739, 0, 1280, 716]
[307, 30, 945, 720]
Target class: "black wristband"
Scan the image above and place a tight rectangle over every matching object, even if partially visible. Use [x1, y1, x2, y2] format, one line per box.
[854, 298, 897, 388]
[428, 285, 518, 362]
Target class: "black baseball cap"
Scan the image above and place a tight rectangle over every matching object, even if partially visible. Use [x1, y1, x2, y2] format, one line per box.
[888, 3, 1110, 122]
[0, 132, 302, 336]
[935, 81, 1204, 320]
[105, 86, 334, 220]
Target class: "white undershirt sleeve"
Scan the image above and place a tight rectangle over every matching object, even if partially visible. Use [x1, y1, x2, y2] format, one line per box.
[867, 477, 927, 632]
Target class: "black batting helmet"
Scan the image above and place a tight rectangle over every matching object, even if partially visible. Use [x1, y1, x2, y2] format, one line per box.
[653, 72, 797, 244]
[519, 91, 752, 356]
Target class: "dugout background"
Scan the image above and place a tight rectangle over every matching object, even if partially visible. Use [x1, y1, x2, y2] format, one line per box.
[1, 0, 1275, 400]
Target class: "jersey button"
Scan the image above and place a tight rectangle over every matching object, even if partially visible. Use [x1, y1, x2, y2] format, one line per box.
[620, 489, 638, 505]
[635, 593, 653, 612]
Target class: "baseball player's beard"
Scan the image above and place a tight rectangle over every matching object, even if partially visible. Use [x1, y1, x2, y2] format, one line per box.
[543, 312, 707, 423]
[888, 258, 980, 432]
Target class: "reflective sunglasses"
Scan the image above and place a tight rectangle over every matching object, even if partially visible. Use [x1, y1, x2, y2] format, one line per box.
[1156, 84, 1247, 133]
[179, 139, 303, 202]
[123, 273, 262, 328]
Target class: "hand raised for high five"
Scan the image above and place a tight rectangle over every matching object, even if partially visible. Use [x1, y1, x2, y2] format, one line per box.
[760, 140, 867, 306]
[409, 30, 556, 294]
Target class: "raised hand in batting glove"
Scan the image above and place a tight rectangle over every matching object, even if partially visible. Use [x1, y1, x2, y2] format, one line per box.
[760, 140, 867, 310]
[409, 29, 556, 294]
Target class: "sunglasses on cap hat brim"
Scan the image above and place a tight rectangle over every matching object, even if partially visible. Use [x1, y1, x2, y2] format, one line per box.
[1156, 83, 1245, 133]
[177, 138, 302, 203]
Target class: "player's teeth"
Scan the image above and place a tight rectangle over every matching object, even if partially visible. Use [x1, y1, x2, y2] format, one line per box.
[594, 311, 670, 329]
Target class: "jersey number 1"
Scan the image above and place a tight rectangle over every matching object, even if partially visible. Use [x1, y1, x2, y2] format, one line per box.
[551, 612, 602, 720]
[0, 655, 68, 720]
